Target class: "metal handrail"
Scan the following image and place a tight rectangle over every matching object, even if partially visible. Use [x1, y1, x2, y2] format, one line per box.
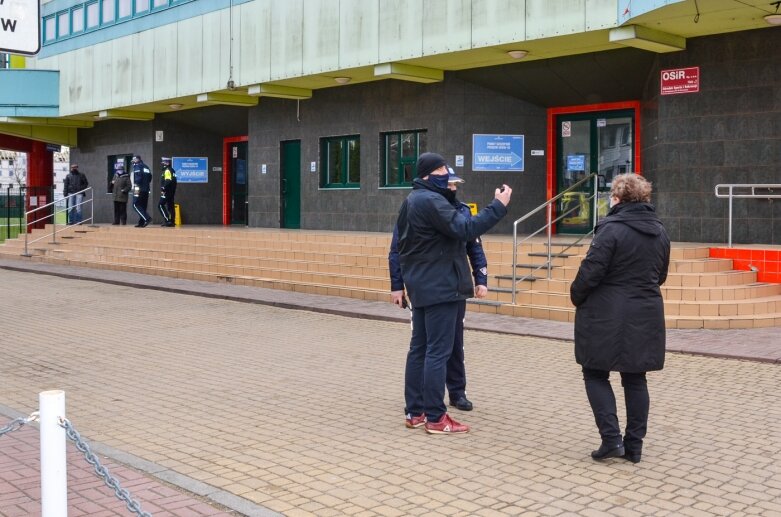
[714, 183, 780, 248]
[23, 187, 94, 256]
[512, 174, 598, 304]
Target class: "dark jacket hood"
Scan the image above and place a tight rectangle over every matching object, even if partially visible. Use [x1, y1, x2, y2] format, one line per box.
[597, 202, 664, 237]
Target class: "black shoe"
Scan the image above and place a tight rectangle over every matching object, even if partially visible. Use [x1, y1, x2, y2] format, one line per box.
[111, 223, 119, 225]
[134, 223, 143, 227]
[450, 395, 473, 411]
[622, 453, 641, 464]
[141, 219, 150, 227]
[591, 443, 625, 460]
[165, 222, 175, 227]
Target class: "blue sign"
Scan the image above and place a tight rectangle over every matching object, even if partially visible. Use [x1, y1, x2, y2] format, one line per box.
[172, 157, 208, 183]
[472, 134, 524, 171]
[567, 154, 586, 171]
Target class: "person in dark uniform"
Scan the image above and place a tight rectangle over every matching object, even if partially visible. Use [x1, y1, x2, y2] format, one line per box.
[395, 152, 511, 434]
[131, 155, 152, 227]
[157, 157, 177, 227]
[389, 168, 488, 412]
[570, 173, 670, 463]
[111, 162, 131, 225]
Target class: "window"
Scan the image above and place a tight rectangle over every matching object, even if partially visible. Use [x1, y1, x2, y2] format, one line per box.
[381, 130, 426, 187]
[86, 2, 99, 28]
[118, 0, 132, 19]
[101, 0, 115, 23]
[320, 136, 360, 188]
[57, 11, 70, 37]
[135, 0, 150, 14]
[72, 6, 85, 32]
[0, 54, 9, 69]
[153, 0, 168, 7]
[44, 16, 56, 41]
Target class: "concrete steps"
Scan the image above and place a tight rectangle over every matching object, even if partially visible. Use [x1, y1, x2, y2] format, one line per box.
[1, 224, 779, 329]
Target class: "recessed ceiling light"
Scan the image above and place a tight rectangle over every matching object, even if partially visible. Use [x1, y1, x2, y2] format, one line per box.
[334, 77, 351, 84]
[764, 13, 781, 25]
[507, 50, 528, 59]
[168, 103, 183, 110]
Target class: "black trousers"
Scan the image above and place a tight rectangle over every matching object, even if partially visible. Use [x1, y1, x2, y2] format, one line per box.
[113, 201, 127, 225]
[582, 367, 649, 455]
[445, 300, 467, 400]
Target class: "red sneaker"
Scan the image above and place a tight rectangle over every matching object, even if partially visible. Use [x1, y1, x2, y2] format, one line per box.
[405, 413, 426, 429]
[424, 413, 470, 434]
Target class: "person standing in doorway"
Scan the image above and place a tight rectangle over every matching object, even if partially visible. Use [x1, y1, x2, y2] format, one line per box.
[111, 162, 131, 225]
[157, 157, 177, 227]
[131, 155, 152, 227]
[396, 152, 511, 434]
[570, 173, 670, 463]
[389, 167, 488, 412]
[63, 164, 89, 224]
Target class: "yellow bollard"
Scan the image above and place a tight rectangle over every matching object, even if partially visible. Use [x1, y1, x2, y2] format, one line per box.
[174, 204, 181, 226]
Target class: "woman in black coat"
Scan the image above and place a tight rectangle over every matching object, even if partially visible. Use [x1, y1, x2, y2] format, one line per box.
[570, 173, 670, 464]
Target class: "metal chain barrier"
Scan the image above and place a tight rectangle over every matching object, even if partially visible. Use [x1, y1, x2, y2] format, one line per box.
[0, 412, 39, 437]
[59, 417, 152, 517]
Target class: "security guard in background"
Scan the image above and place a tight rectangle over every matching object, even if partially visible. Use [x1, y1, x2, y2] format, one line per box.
[131, 155, 152, 227]
[158, 157, 177, 227]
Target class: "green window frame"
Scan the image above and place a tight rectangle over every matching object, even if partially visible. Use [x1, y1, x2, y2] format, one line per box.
[381, 130, 426, 188]
[320, 135, 360, 189]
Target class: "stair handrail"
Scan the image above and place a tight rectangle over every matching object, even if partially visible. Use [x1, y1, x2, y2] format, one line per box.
[714, 183, 780, 248]
[23, 187, 94, 256]
[512, 173, 598, 304]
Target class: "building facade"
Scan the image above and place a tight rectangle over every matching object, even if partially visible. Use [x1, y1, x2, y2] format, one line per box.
[1, 0, 779, 243]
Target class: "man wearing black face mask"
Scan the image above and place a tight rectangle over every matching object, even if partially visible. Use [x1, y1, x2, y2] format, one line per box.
[396, 152, 512, 434]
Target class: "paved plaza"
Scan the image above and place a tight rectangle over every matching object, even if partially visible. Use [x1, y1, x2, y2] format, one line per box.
[1, 265, 780, 516]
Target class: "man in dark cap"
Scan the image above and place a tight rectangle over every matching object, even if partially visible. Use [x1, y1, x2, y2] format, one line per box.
[157, 157, 177, 227]
[131, 155, 152, 227]
[63, 164, 89, 224]
[396, 152, 512, 434]
[389, 167, 488, 413]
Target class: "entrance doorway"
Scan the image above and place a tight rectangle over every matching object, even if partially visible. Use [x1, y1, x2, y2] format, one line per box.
[280, 140, 301, 229]
[548, 103, 640, 234]
[223, 137, 248, 226]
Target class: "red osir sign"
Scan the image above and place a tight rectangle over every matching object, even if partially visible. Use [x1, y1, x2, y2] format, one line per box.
[660, 67, 700, 95]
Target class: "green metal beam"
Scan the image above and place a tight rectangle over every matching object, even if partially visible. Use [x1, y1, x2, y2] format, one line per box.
[0, 123, 78, 146]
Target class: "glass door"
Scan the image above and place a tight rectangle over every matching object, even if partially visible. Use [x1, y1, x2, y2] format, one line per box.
[556, 110, 634, 233]
[230, 141, 248, 225]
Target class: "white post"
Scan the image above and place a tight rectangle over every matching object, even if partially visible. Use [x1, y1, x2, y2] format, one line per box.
[40, 390, 68, 517]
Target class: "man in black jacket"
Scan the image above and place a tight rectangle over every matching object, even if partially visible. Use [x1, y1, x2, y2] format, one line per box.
[397, 152, 512, 434]
[63, 164, 89, 224]
[389, 169, 488, 412]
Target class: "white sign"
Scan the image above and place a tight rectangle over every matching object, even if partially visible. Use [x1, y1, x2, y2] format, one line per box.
[530, 150, 545, 156]
[562, 121, 571, 137]
[0, 0, 40, 55]
[261, 164, 267, 174]
[597, 119, 606, 128]
[155, 131, 164, 142]
[310, 161, 316, 172]
[455, 155, 464, 167]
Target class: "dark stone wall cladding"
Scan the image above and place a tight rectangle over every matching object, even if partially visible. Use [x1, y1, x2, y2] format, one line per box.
[71, 28, 779, 244]
[72, 118, 224, 225]
[643, 28, 781, 244]
[248, 77, 548, 235]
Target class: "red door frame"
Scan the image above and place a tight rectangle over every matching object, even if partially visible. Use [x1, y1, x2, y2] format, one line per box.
[222, 135, 248, 225]
[546, 101, 642, 229]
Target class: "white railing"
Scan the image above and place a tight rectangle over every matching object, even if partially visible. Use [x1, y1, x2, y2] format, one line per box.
[511, 174, 598, 304]
[714, 184, 780, 247]
[23, 187, 94, 256]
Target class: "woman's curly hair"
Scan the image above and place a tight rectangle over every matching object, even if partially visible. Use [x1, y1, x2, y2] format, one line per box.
[610, 173, 652, 204]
